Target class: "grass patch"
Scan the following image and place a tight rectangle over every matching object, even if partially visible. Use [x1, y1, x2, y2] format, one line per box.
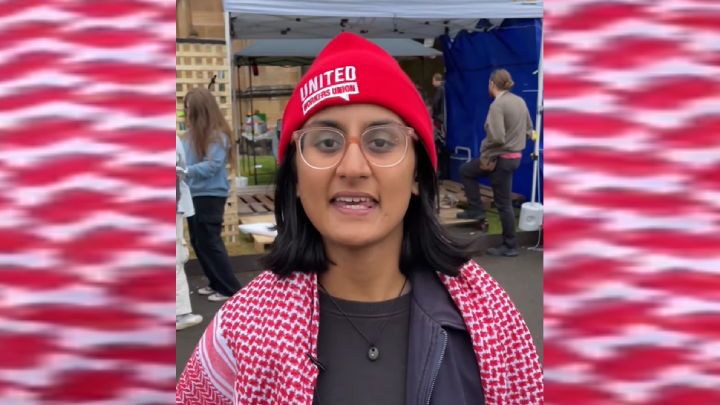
[185, 177, 522, 258]
[486, 212, 502, 235]
[187, 209, 521, 259]
[226, 234, 262, 257]
[484, 207, 522, 235]
[238, 155, 277, 186]
[189, 233, 261, 260]
[210, 209, 517, 258]
[193, 218, 512, 259]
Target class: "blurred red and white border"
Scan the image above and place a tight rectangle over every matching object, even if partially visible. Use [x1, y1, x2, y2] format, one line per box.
[544, 0, 720, 404]
[0, 0, 175, 403]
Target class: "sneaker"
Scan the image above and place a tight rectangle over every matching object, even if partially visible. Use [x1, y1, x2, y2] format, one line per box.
[487, 245, 519, 257]
[198, 287, 215, 296]
[208, 293, 230, 302]
[176, 314, 203, 331]
[456, 210, 487, 221]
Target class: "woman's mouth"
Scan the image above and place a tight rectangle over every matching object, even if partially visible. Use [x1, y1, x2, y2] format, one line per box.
[330, 197, 379, 217]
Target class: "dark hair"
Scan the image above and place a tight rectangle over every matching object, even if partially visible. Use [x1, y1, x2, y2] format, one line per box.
[261, 141, 480, 278]
[433, 73, 443, 82]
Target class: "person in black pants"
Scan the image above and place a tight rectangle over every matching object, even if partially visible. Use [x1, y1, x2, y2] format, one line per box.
[186, 197, 241, 301]
[457, 69, 535, 257]
[459, 158, 521, 255]
[182, 87, 242, 301]
[436, 139, 451, 182]
[429, 101, 451, 182]
[432, 73, 445, 126]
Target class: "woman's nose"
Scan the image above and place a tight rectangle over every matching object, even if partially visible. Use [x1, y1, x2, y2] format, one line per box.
[335, 141, 371, 178]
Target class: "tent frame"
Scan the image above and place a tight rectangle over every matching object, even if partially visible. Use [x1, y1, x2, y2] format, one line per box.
[225, 13, 241, 160]
[228, 35, 444, 184]
[222, 1, 543, 39]
[233, 38, 443, 67]
[531, 24, 543, 205]
[223, 10, 543, 201]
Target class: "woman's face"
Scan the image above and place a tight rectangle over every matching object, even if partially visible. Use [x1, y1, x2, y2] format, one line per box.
[295, 104, 419, 248]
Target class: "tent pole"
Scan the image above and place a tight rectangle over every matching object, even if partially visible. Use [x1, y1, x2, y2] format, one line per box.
[421, 57, 425, 98]
[531, 23, 544, 204]
[237, 61, 248, 179]
[248, 64, 258, 185]
[225, 12, 241, 175]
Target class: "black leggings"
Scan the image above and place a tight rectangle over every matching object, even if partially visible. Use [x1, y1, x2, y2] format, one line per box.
[187, 196, 241, 297]
[435, 141, 451, 181]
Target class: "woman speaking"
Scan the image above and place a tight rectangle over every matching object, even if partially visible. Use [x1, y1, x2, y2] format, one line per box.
[177, 33, 542, 405]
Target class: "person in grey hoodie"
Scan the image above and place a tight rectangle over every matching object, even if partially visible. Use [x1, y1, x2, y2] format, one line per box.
[177, 135, 203, 330]
[456, 69, 534, 257]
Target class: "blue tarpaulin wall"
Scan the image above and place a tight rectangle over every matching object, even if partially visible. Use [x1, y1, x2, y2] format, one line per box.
[441, 18, 543, 202]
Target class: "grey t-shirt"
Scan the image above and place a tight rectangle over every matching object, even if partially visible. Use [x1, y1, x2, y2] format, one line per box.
[312, 290, 412, 405]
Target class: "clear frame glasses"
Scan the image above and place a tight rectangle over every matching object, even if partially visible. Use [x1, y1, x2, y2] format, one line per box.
[293, 125, 417, 170]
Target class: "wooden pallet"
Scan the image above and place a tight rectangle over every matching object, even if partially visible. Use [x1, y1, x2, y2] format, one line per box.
[237, 185, 276, 215]
[439, 208, 488, 230]
[440, 182, 491, 210]
[239, 214, 276, 252]
[238, 194, 275, 215]
[440, 180, 525, 208]
[439, 208, 472, 225]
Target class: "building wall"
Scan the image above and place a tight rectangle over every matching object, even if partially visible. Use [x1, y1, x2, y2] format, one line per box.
[177, 0, 225, 40]
[177, 0, 302, 128]
[176, 1, 446, 127]
[399, 41, 447, 104]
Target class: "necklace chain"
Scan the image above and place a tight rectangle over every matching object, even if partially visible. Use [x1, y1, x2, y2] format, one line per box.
[318, 278, 409, 350]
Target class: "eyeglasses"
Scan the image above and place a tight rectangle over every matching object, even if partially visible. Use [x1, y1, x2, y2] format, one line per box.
[293, 125, 417, 170]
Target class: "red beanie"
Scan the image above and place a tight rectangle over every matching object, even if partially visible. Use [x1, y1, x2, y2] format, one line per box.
[279, 33, 436, 169]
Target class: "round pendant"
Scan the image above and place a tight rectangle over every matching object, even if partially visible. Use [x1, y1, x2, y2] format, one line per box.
[368, 346, 379, 361]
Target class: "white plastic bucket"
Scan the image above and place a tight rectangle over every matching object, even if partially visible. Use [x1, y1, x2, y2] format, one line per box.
[235, 176, 249, 189]
[519, 202, 544, 232]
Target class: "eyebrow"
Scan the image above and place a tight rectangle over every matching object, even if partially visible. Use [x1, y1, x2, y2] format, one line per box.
[306, 120, 342, 129]
[368, 120, 397, 127]
[305, 119, 400, 129]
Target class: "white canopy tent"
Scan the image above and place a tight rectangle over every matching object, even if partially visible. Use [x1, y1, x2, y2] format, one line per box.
[235, 38, 443, 67]
[223, 1, 543, 39]
[221, 0, 544, 203]
[234, 39, 443, 182]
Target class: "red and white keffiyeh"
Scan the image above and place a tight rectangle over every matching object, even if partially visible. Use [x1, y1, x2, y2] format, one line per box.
[177, 261, 543, 405]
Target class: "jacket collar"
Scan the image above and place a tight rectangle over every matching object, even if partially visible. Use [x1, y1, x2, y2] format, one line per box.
[409, 268, 467, 331]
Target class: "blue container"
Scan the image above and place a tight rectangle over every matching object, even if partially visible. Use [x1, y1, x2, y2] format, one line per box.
[449, 146, 473, 183]
[449, 156, 466, 183]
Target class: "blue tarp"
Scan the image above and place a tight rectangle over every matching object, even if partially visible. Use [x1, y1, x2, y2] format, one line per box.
[440, 18, 543, 202]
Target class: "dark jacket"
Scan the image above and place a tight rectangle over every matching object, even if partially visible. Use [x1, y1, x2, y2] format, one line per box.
[407, 269, 485, 405]
[177, 263, 543, 405]
[432, 83, 446, 123]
